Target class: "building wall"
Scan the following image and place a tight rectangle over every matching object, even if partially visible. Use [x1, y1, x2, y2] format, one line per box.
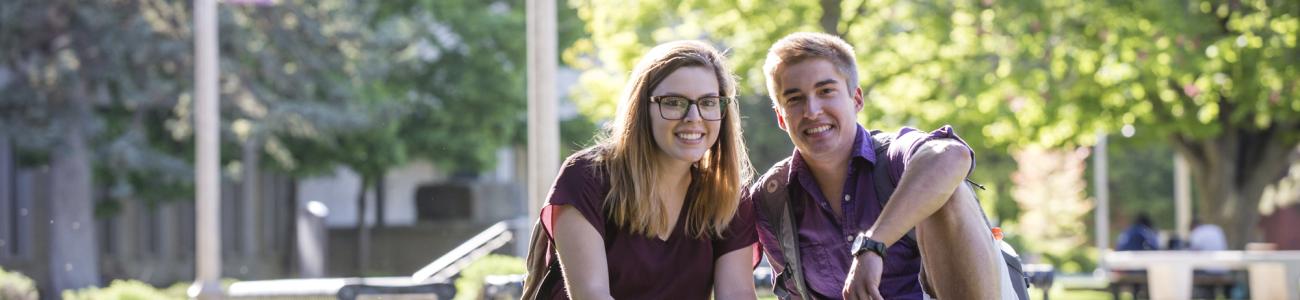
[298, 162, 447, 228]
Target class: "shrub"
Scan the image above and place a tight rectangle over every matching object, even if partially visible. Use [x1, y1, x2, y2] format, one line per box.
[0, 266, 38, 300]
[62, 280, 183, 300]
[454, 254, 525, 300]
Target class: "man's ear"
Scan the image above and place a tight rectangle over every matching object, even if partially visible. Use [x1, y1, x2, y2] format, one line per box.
[774, 106, 788, 131]
[853, 86, 865, 112]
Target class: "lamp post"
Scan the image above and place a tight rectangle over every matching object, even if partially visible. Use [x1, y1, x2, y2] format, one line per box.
[189, 1, 277, 298]
[526, 0, 559, 236]
[188, 0, 221, 298]
[1094, 132, 1110, 275]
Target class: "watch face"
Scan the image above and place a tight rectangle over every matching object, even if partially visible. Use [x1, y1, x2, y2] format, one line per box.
[851, 234, 886, 259]
[851, 234, 867, 253]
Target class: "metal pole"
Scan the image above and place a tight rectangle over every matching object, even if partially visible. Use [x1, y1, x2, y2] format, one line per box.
[189, 0, 223, 297]
[1094, 133, 1109, 273]
[1175, 152, 1191, 243]
[524, 0, 559, 257]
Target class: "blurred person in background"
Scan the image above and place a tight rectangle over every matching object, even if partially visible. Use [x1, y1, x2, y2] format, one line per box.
[1187, 218, 1228, 252]
[1117, 213, 1160, 251]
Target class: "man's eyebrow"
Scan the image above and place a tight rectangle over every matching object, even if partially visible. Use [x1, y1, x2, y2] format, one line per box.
[781, 87, 802, 97]
[781, 78, 840, 97]
[813, 79, 839, 88]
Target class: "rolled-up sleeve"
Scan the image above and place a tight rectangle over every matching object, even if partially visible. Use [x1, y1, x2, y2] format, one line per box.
[885, 125, 977, 182]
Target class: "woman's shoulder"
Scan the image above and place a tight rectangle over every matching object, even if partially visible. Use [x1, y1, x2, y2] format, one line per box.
[555, 146, 611, 189]
[561, 146, 606, 173]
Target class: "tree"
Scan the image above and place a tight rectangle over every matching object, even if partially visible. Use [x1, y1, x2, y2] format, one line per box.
[1, 0, 398, 287]
[566, 0, 1299, 249]
[1, 1, 195, 292]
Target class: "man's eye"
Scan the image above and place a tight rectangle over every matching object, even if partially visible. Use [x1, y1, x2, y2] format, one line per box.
[820, 88, 836, 95]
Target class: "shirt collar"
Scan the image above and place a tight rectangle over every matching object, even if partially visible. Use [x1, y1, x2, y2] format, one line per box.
[787, 125, 877, 185]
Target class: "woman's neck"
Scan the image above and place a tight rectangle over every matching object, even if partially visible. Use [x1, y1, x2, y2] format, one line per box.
[654, 157, 694, 202]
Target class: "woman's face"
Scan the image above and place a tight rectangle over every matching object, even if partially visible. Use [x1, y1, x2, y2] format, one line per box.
[648, 66, 723, 165]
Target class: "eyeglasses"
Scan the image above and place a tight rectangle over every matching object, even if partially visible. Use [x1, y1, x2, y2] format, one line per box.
[649, 95, 730, 121]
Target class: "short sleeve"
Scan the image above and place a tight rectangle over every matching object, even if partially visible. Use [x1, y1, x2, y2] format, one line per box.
[714, 197, 758, 258]
[541, 151, 609, 238]
[884, 125, 977, 182]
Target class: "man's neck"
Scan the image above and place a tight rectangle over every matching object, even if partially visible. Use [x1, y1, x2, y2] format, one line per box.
[803, 149, 853, 219]
[804, 152, 851, 183]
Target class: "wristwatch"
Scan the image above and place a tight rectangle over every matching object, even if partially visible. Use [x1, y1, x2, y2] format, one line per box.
[850, 232, 888, 259]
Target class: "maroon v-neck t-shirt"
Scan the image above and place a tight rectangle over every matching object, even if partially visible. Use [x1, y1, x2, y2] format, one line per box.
[540, 149, 758, 299]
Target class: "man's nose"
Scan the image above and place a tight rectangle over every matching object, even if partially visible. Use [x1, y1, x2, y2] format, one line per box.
[801, 98, 823, 119]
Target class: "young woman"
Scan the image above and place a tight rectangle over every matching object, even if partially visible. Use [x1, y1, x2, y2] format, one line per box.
[535, 40, 756, 299]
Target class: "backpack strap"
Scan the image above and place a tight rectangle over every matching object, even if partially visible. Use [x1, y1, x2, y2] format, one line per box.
[868, 130, 919, 245]
[755, 157, 813, 300]
[521, 219, 563, 300]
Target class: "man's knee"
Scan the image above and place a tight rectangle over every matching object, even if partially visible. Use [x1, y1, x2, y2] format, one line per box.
[921, 184, 983, 233]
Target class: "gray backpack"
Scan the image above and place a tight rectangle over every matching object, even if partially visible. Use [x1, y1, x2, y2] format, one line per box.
[753, 130, 1030, 299]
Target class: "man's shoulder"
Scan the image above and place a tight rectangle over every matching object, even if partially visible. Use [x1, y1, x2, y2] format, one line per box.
[748, 156, 796, 199]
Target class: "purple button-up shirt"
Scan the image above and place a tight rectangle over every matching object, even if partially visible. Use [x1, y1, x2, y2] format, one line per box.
[752, 125, 975, 299]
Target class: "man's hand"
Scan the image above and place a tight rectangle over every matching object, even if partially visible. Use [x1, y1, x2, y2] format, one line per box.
[842, 251, 885, 300]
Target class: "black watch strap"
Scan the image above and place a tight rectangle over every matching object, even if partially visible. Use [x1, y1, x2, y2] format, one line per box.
[852, 233, 888, 259]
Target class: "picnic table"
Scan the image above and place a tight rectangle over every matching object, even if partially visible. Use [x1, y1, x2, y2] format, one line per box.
[1104, 250, 1300, 300]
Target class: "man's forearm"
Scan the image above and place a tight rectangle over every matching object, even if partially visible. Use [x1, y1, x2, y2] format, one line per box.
[864, 139, 972, 245]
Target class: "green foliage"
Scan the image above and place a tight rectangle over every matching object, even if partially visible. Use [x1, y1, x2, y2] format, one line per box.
[1, 0, 553, 212]
[453, 254, 526, 300]
[62, 280, 183, 300]
[566, 0, 1298, 252]
[0, 0, 199, 204]
[0, 267, 38, 300]
[563, 0, 1300, 175]
[561, 112, 601, 158]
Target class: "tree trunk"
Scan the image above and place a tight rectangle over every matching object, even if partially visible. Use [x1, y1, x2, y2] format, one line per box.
[819, 0, 841, 36]
[1173, 125, 1295, 249]
[355, 175, 370, 275]
[376, 173, 385, 229]
[48, 105, 101, 293]
[241, 137, 260, 257]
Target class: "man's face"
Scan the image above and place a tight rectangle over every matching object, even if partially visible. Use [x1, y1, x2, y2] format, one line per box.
[772, 58, 863, 160]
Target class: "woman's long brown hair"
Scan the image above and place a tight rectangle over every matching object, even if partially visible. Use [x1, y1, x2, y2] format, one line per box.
[595, 40, 753, 239]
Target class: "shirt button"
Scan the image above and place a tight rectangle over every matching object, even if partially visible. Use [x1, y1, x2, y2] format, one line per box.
[846, 235, 854, 242]
[844, 195, 851, 202]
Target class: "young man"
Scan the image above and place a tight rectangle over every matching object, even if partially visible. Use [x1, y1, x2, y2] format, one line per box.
[748, 32, 1002, 299]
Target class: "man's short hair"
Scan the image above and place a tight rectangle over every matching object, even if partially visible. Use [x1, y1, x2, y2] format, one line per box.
[762, 32, 859, 106]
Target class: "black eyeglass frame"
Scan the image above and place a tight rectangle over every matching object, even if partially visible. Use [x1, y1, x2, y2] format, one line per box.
[648, 95, 732, 121]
